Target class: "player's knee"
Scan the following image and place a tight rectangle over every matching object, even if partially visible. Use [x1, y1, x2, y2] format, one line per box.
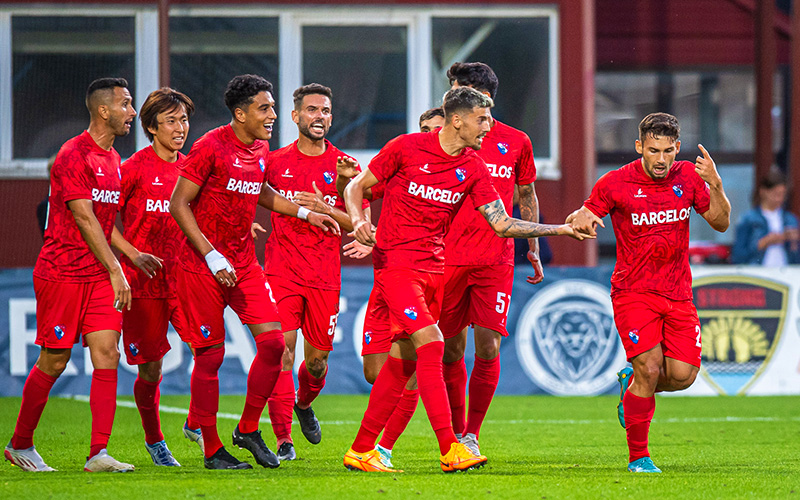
[281, 350, 295, 371]
[635, 363, 661, 388]
[364, 365, 379, 385]
[306, 355, 328, 378]
[37, 352, 71, 377]
[138, 362, 162, 382]
[669, 369, 698, 391]
[442, 338, 466, 363]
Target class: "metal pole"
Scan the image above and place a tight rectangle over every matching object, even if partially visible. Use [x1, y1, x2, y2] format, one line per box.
[158, 0, 170, 87]
[755, 0, 776, 183]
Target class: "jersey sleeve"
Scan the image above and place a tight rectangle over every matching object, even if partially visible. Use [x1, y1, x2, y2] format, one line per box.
[583, 171, 615, 219]
[692, 172, 711, 214]
[468, 159, 502, 209]
[368, 136, 404, 182]
[56, 148, 94, 203]
[179, 136, 215, 186]
[515, 134, 537, 185]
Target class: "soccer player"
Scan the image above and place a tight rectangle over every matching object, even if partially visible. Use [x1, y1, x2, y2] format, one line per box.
[567, 112, 731, 473]
[419, 107, 445, 133]
[261, 83, 361, 461]
[109, 87, 197, 466]
[438, 62, 541, 456]
[342, 87, 589, 473]
[5, 78, 137, 472]
[169, 74, 339, 470]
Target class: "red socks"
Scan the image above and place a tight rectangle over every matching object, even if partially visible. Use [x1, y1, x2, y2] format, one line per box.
[465, 354, 501, 437]
[11, 365, 57, 450]
[352, 356, 416, 453]
[268, 370, 296, 444]
[239, 331, 284, 434]
[191, 345, 224, 457]
[623, 390, 656, 462]
[415, 341, 457, 455]
[134, 376, 164, 445]
[378, 387, 419, 450]
[443, 358, 467, 436]
[297, 361, 327, 408]
[89, 368, 118, 458]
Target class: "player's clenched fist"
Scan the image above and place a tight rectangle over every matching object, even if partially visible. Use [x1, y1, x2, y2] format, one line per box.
[694, 144, 722, 188]
[566, 206, 605, 238]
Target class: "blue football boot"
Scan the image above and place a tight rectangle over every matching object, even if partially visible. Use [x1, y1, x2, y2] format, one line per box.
[617, 366, 634, 428]
[628, 456, 662, 473]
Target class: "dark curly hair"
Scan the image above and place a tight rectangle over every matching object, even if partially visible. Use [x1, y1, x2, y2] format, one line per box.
[224, 74, 273, 116]
[447, 62, 499, 100]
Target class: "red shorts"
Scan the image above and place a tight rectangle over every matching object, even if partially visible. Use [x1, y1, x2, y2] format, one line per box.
[361, 272, 392, 356]
[34, 277, 122, 349]
[122, 296, 189, 365]
[612, 291, 702, 367]
[267, 275, 340, 352]
[438, 264, 514, 338]
[177, 263, 281, 348]
[375, 267, 443, 342]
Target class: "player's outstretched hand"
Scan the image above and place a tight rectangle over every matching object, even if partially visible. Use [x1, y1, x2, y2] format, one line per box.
[295, 182, 328, 213]
[352, 219, 376, 246]
[526, 250, 544, 285]
[343, 238, 374, 259]
[336, 156, 360, 179]
[560, 223, 596, 241]
[694, 144, 722, 187]
[132, 252, 163, 279]
[251, 222, 267, 240]
[109, 267, 132, 311]
[566, 206, 604, 237]
[307, 212, 340, 236]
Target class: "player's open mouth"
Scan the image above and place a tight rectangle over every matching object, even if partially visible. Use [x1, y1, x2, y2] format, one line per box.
[653, 165, 666, 175]
[310, 122, 325, 132]
[264, 124, 273, 132]
[173, 136, 184, 145]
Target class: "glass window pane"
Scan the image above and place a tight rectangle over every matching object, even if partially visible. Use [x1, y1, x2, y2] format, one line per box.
[595, 73, 658, 152]
[303, 26, 407, 150]
[12, 16, 136, 158]
[431, 17, 551, 157]
[170, 17, 280, 149]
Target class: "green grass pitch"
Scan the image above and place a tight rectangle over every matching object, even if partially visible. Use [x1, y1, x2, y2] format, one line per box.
[1, 394, 798, 499]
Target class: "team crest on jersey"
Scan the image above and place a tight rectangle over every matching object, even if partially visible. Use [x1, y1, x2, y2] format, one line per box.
[200, 325, 212, 339]
[673, 184, 683, 198]
[364, 331, 372, 345]
[259, 158, 266, 172]
[693, 275, 788, 395]
[515, 280, 626, 395]
[497, 142, 509, 155]
[404, 307, 418, 320]
[455, 168, 466, 182]
[628, 329, 640, 344]
[54, 325, 66, 340]
[128, 343, 139, 357]
[323, 171, 335, 184]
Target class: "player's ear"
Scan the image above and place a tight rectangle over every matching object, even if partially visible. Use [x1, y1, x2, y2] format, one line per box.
[233, 106, 247, 124]
[674, 140, 681, 154]
[635, 139, 643, 155]
[291, 109, 300, 125]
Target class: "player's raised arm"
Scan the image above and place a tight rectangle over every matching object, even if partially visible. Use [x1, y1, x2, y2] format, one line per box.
[344, 167, 380, 245]
[695, 144, 731, 233]
[68, 199, 131, 311]
[478, 199, 593, 241]
[258, 182, 340, 236]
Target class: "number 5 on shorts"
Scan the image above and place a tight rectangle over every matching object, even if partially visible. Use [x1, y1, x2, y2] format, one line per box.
[495, 292, 509, 314]
[327, 313, 339, 336]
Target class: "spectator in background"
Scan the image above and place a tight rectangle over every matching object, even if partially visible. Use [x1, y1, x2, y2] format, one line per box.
[731, 169, 800, 266]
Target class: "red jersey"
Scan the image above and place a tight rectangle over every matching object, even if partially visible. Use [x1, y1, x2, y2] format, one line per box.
[264, 140, 361, 290]
[369, 132, 500, 274]
[34, 131, 122, 282]
[584, 159, 711, 300]
[119, 147, 184, 298]
[445, 120, 536, 266]
[178, 124, 269, 274]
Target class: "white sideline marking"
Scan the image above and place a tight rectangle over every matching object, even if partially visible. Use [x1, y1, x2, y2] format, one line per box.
[62, 395, 800, 426]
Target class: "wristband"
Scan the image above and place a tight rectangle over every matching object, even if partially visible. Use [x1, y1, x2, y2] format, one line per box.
[204, 249, 233, 275]
[297, 207, 310, 220]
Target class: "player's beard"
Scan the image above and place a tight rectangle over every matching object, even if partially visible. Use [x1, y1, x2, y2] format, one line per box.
[108, 113, 130, 137]
[299, 119, 328, 142]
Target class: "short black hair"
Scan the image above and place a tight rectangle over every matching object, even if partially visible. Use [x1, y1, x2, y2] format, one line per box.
[759, 168, 786, 190]
[447, 62, 499, 99]
[224, 74, 273, 115]
[638, 112, 680, 142]
[293, 83, 332, 110]
[85, 77, 128, 112]
[418, 107, 444, 127]
[443, 87, 494, 122]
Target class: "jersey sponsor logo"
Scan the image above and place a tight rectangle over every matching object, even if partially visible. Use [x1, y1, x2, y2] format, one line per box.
[631, 208, 691, 226]
[226, 178, 263, 195]
[54, 325, 66, 340]
[455, 168, 466, 182]
[152, 176, 163, 186]
[233, 157, 242, 168]
[146, 199, 170, 213]
[128, 342, 139, 357]
[323, 171, 334, 184]
[91, 188, 121, 204]
[419, 164, 431, 173]
[96, 167, 105, 177]
[673, 184, 684, 198]
[693, 275, 789, 395]
[515, 280, 626, 395]
[364, 330, 372, 345]
[497, 142, 509, 155]
[259, 158, 266, 172]
[634, 188, 647, 198]
[407, 181, 464, 205]
[628, 329, 640, 344]
[200, 325, 211, 339]
[282, 168, 293, 178]
[486, 163, 513, 179]
[404, 306, 418, 320]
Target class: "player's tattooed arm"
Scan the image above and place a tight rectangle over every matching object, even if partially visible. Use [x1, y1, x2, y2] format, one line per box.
[478, 199, 593, 241]
[694, 144, 731, 233]
[110, 226, 163, 278]
[69, 199, 131, 310]
[517, 182, 544, 284]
